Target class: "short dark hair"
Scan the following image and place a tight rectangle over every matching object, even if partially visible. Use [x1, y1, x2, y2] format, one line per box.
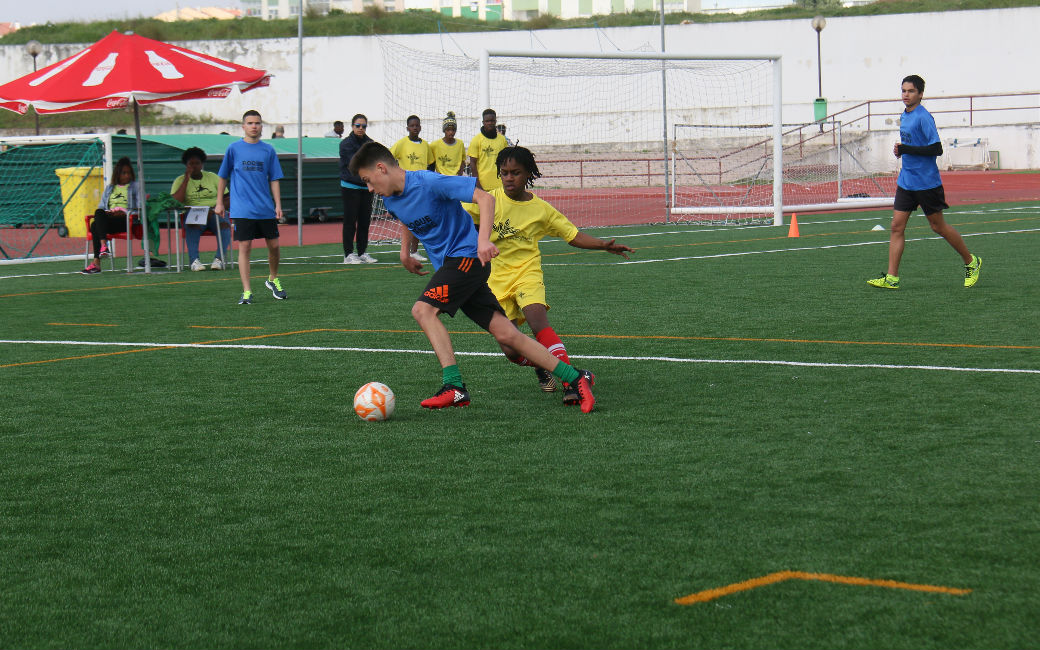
[495, 146, 541, 188]
[351, 113, 367, 124]
[181, 147, 206, 165]
[349, 141, 397, 176]
[333, 120, 344, 128]
[902, 74, 925, 93]
[406, 115, 420, 124]
[243, 109, 261, 122]
[482, 108, 496, 119]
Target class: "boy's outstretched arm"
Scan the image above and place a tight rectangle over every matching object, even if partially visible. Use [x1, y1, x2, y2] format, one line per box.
[473, 188, 498, 265]
[569, 232, 634, 260]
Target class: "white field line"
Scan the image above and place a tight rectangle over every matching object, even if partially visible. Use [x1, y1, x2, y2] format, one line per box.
[2, 339, 1038, 375]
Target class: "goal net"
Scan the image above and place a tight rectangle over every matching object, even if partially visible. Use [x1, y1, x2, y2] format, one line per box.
[0, 134, 112, 262]
[672, 120, 896, 222]
[380, 40, 782, 227]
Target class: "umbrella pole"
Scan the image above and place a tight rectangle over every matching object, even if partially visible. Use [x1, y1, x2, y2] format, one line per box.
[133, 98, 152, 274]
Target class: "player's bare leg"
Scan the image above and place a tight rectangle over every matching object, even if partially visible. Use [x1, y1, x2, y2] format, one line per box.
[924, 210, 973, 264]
[238, 240, 252, 294]
[412, 301, 457, 369]
[886, 209, 911, 277]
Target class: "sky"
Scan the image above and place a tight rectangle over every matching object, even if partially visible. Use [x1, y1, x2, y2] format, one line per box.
[5, 0, 209, 25]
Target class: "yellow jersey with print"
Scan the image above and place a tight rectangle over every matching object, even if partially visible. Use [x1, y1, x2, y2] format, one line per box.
[170, 170, 225, 208]
[390, 136, 435, 171]
[488, 187, 579, 281]
[466, 132, 507, 191]
[430, 138, 465, 176]
[108, 184, 130, 210]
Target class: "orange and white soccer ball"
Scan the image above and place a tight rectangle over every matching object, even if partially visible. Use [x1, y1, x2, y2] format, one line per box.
[353, 382, 395, 421]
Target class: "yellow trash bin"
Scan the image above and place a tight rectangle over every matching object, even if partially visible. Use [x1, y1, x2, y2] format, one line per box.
[54, 166, 104, 238]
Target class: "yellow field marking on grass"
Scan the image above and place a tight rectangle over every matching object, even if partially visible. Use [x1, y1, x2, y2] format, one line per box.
[47, 322, 118, 327]
[675, 571, 971, 605]
[189, 325, 264, 330]
[0, 329, 328, 368]
[0, 266, 388, 299]
[0, 345, 177, 368]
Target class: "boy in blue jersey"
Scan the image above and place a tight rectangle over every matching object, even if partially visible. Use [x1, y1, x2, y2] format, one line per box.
[216, 110, 287, 304]
[349, 142, 597, 413]
[868, 75, 981, 289]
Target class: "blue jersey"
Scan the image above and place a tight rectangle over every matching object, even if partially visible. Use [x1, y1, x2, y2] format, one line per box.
[898, 104, 942, 191]
[381, 171, 478, 271]
[217, 139, 283, 220]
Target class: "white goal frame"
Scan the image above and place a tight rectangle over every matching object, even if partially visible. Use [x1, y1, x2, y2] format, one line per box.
[481, 50, 784, 226]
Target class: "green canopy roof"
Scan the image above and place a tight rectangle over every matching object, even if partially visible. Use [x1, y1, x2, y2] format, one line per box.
[113, 133, 341, 160]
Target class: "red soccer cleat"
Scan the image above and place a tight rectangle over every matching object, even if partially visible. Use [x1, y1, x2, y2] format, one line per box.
[574, 369, 596, 413]
[421, 384, 470, 409]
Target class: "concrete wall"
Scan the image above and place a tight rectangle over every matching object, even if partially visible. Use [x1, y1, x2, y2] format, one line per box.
[2, 7, 1038, 165]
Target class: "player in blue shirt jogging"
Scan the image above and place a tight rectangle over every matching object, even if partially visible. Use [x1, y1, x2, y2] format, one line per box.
[349, 142, 597, 413]
[868, 75, 981, 289]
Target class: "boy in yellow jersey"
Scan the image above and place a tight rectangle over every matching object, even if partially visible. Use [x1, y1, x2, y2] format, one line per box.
[430, 111, 465, 176]
[488, 146, 634, 405]
[390, 115, 435, 172]
[467, 108, 508, 192]
[391, 114, 435, 260]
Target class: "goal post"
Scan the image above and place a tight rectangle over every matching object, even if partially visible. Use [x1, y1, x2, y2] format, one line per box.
[480, 49, 784, 226]
[0, 133, 113, 262]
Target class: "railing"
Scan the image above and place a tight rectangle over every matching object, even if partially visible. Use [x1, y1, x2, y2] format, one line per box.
[828, 91, 1040, 132]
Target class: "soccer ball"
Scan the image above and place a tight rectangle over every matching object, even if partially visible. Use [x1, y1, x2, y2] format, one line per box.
[353, 382, 395, 422]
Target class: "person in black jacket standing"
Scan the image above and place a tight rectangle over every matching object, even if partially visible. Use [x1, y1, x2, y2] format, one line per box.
[339, 114, 377, 264]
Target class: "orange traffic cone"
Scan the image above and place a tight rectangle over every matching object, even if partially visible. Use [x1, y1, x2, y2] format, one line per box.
[787, 213, 800, 238]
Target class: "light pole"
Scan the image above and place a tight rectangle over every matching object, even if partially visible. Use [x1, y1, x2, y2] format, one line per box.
[811, 16, 826, 133]
[25, 40, 42, 135]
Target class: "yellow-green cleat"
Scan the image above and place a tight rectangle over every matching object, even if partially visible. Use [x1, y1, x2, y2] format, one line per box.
[964, 254, 982, 287]
[867, 273, 899, 290]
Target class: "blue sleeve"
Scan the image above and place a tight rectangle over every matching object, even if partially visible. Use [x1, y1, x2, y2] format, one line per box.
[268, 147, 284, 181]
[920, 111, 941, 146]
[217, 146, 233, 179]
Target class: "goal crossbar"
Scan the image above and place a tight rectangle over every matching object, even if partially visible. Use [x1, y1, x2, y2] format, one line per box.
[481, 50, 784, 226]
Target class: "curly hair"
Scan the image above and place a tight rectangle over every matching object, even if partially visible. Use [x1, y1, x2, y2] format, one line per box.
[495, 146, 541, 188]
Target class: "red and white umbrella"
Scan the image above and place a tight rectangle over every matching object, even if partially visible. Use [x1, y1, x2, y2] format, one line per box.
[0, 30, 271, 271]
[0, 30, 269, 114]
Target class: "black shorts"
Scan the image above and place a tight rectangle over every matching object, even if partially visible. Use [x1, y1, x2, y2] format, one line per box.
[233, 218, 280, 241]
[894, 185, 949, 216]
[417, 256, 505, 331]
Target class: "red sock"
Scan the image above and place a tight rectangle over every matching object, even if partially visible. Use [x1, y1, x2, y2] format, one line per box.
[508, 354, 531, 366]
[535, 327, 570, 364]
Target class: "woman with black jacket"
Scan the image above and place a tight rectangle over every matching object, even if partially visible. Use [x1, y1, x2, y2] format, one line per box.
[339, 114, 377, 263]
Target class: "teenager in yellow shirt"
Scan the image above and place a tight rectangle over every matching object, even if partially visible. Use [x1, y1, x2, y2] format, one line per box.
[430, 111, 465, 176]
[488, 146, 634, 404]
[390, 115, 435, 261]
[467, 108, 508, 191]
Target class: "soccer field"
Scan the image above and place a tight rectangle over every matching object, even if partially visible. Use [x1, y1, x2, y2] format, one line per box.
[1, 202, 1038, 648]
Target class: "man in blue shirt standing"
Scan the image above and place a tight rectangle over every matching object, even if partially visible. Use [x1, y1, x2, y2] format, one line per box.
[868, 75, 981, 289]
[349, 142, 597, 413]
[216, 110, 287, 304]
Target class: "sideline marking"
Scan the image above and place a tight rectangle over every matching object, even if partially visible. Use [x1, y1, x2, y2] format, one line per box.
[47, 322, 118, 327]
[188, 325, 263, 330]
[2, 339, 1038, 375]
[675, 571, 971, 605]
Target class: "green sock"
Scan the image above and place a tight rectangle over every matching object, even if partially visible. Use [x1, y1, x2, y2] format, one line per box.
[242, 290, 251, 298]
[551, 361, 579, 385]
[442, 364, 463, 388]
